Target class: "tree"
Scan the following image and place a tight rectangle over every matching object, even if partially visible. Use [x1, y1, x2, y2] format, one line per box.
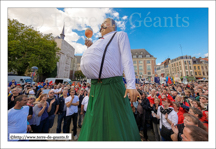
[8, 19, 60, 76]
[74, 70, 85, 80]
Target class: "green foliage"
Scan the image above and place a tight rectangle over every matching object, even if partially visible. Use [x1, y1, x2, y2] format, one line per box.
[74, 70, 85, 80]
[8, 19, 60, 76]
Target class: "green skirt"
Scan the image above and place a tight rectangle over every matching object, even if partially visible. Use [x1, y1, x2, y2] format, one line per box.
[78, 76, 141, 141]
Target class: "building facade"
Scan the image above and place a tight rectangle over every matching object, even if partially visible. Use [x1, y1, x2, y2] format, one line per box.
[156, 58, 170, 77]
[192, 57, 208, 79]
[168, 55, 194, 77]
[131, 49, 156, 81]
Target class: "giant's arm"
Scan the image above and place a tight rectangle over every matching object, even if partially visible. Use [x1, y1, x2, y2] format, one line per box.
[118, 32, 135, 89]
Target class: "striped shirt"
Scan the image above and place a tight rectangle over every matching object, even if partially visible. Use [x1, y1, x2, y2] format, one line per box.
[80, 31, 135, 89]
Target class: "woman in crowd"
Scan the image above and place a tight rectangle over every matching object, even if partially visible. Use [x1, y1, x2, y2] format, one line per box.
[151, 98, 161, 141]
[171, 113, 207, 141]
[36, 94, 54, 133]
[173, 102, 184, 124]
[155, 97, 178, 141]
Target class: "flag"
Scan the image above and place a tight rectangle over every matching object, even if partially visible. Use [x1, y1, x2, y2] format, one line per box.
[173, 77, 175, 84]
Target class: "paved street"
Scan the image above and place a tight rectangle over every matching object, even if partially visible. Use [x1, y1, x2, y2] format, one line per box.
[49, 115, 156, 141]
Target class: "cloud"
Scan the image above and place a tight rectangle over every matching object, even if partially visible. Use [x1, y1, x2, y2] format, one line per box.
[8, 8, 129, 54]
[157, 63, 161, 65]
[192, 53, 201, 57]
[112, 12, 119, 19]
[204, 53, 208, 57]
[122, 16, 128, 20]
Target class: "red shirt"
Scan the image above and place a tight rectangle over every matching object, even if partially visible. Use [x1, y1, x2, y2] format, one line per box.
[147, 96, 155, 104]
[177, 111, 184, 124]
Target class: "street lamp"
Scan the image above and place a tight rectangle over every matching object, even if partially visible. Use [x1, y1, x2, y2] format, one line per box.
[31, 66, 38, 86]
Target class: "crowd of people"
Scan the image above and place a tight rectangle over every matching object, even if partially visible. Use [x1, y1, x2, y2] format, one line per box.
[130, 77, 208, 141]
[8, 76, 208, 141]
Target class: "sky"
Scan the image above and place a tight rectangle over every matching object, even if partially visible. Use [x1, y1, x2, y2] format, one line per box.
[8, 8, 208, 65]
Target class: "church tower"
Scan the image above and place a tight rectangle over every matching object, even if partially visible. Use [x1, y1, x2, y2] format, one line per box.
[60, 23, 65, 40]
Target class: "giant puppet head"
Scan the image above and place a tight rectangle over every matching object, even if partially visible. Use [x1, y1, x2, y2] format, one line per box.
[100, 18, 117, 36]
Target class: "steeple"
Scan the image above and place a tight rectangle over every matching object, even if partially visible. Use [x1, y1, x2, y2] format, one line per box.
[60, 23, 65, 40]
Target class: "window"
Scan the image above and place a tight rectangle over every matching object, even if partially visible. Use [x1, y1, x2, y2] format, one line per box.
[133, 55, 137, 58]
[201, 66, 204, 70]
[148, 72, 151, 75]
[195, 72, 197, 75]
[177, 67, 179, 71]
[194, 66, 196, 70]
[133, 61, 137, 64]
[207, 72, 208, 75]
[188, 61, 191, 64]
[172, 64, 173, 67]
[180, 66, 182, 70]
[184, 61, 187, 65]
[186, 71, 188, 75]
[198, 66, 200, 70]
[205, 66, 208, 70]
[203, 72, 205, 75]
[177, 63, 178, 66]
[139, 65, 143, 71]
[139, 72, 143, 75]
[139, 61, 143, 64]
[179, 62, 181, 65]
[147, 65, 151, 70]
[147, 60, 150, 64]
[134, 66, 137, 70]
[189, 66, 192, 70]
[135, 72, 137, 75]
[146, 55, 150, 57]
[174, 63, 175, 66]
[199, 72, 201, 75]
[138, 55, 142, 58]
[190, 71, 193, 76]
[185, 66, 187, 70]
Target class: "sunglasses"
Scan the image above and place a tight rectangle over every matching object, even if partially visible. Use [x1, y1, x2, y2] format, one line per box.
[50, 92, 54, 94]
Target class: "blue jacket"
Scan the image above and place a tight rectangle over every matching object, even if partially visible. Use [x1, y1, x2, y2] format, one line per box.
[8, 81, 17, 87]
[154, 77, 160, 84]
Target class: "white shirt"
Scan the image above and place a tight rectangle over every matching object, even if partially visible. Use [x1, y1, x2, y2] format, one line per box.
[81, 31, 135, 89]
[65, 95, 79, 116]
[157, 106, 178, 129]
[8, 106, 29, 141]
[160, 77, 166, 85]
[81, 96, 89, 111]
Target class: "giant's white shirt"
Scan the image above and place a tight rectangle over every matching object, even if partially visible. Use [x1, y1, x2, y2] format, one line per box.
[81, 31, 135, 89]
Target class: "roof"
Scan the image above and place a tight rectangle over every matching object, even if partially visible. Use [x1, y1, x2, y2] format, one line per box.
[201, 58, 208, 61]
[75, 56, 82, 63]
[131, 49, 154, 58]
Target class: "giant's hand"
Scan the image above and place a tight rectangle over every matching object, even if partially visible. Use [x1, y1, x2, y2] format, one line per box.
[124, 89, 141, 102]
[85, 39, 93, 48]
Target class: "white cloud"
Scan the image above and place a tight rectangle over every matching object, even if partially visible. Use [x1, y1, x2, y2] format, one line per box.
[193, 53, 201, 57]
[122, 16, 128, 20]
[157, 63, 161, 65]
[8, 8, 128, 54]
[112, 12, 119, 19]
[204, 53, 208, 57]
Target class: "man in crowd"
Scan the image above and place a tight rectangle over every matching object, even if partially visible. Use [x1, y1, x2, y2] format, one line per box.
[56, 89, 68, 133]
[46, 90, 59, 132]
[77, 88, 85, 128]
[8, 87, 19, 110]
[43, 79, 49, 87]
[65, 89, 79, 140]
[8, 79, 17, 87]
[8, 95, 31, 141]
[81, 89, 90, 116]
